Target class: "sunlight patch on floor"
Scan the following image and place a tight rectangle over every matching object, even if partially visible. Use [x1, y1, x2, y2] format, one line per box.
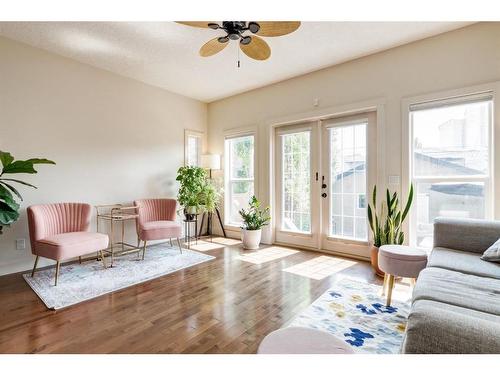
[283, 255, 358, 280]
[210, 237, 242, 246]
[237, 246, 298, 264]
[189, 240, 225, 252]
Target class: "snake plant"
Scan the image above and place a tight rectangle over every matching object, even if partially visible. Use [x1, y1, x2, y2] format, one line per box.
[367, 184, 414, 247]
[0, 151, 55, 234]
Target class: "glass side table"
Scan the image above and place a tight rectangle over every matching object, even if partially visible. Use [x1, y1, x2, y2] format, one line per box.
[183, 217, 198, 249]
[95, 204, 141, 267]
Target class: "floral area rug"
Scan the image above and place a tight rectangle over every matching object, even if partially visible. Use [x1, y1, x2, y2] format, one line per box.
[289, 278, 411, 354]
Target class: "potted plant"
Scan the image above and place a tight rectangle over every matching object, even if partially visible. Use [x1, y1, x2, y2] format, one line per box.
[239, 195, 271, 250]
[176, 166, 220, 220]
[367, 184, 414, 277]
[0, 151, 55, 235]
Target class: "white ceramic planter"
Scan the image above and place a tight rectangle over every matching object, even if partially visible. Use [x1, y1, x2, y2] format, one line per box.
[241, 228, 262, 250]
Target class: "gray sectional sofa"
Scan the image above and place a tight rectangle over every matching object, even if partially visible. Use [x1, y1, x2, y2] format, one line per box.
[401, 217, 500, 353]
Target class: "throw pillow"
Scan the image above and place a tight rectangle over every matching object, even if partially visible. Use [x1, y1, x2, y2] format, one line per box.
[481, 238, 500, 263]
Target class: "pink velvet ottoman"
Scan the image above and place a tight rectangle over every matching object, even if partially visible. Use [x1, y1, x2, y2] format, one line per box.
[378, 244, 428, 306]
[258, 327, 355, 354]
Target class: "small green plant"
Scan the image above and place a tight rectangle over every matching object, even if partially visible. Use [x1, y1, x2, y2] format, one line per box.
[367, 184, 414, 247]
[239, 195, 271, 230]
[0, 151, 55, 234]
[176, 166, 220, 215]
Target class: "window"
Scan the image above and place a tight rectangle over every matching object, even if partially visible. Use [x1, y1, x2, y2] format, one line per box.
[410, 94, 493, 248]
[185, 130, 202, 166]
[281, 131, 311, 233]
[329, 123, 367, 241]
[224, 134, 255, 226]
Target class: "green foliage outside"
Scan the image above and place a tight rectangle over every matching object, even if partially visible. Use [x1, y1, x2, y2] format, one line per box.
[0, 151, 55, 234]
[239, 195, 271, 230]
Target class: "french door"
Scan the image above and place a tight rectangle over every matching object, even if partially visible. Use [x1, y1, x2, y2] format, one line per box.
[275, 112, 376, 258]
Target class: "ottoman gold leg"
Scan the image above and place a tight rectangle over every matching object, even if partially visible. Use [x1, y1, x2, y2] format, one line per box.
[386, 274, 395, 306]
[381, 273, 388, 296]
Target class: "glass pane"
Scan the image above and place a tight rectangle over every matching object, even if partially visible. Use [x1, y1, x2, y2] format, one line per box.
[329, 123, 367, 240]
[187, 136, 200, 166]
[412, 100, 490, 177]
[415, 182, 485, 248]
[229, 136, 254, 179]
[229, 181, 254, 224]
[281, 131, 311, 233]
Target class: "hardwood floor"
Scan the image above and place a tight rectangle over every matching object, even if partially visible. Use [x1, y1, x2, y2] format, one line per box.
[0, 240, 378, 353]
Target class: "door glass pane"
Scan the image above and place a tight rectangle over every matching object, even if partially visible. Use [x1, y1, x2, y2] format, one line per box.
[415, 181, 485, 248]
[281, 131, 311, 233]
[329, 123, 367, 240]
[412, 101, 490, 177]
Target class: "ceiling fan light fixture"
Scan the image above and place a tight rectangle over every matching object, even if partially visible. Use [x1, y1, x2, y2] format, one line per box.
[228, 33, 240, 40]
[208, 23, 220, 30]
[240, 36, 252, 45]
[248, 22, 260, 34]
[217, 36, 229, 43]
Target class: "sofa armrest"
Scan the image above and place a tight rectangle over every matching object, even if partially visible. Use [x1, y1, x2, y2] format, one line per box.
[433, 217, 500, 254]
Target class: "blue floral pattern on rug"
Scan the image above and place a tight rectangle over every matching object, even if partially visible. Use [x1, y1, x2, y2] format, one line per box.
[289, 278, 410, 354]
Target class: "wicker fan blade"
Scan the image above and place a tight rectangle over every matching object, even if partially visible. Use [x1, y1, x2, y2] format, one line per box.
[240, 35, 271, 61]
[199, 37, 228, 57]
[176, 21, 216, 28]
[254, 21, 301, 37]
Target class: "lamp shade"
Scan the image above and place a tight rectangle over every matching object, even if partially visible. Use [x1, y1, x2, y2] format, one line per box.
[201, 154, 221, 170]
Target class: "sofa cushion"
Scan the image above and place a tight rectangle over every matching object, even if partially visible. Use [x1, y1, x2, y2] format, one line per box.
[36, 232, 109, 260]
[429, 247, 500, 279]
[413, 267, 500, 315]
[402, 299, 500, 354]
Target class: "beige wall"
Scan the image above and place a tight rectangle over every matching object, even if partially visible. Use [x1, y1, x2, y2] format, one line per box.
[0, 36, 207, 275]
[207, 22, 500, 250]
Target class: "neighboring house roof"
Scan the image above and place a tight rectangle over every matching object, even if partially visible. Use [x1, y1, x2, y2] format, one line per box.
[333, 151, 481, 182]
[430, 183, 483, 197]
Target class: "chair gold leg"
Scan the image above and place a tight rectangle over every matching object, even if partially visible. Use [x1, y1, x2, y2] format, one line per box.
[386, 274, 395, 306]
[177, 237, 182, 254]
[142, 241, 147, 260]
[31, 256, 39, 277]
[54, 261, 61, 286]
[170, 238, 173, 247]
[100, 250, 107, 269]
[79, 256, 82, 264]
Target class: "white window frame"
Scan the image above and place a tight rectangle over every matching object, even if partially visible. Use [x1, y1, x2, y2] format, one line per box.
[402, 84, 499, 249]
[224, 132, 256, 228]
[184, 129, 203, 167]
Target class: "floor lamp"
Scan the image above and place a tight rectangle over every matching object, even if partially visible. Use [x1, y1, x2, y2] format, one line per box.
[199, 154, 226, 238]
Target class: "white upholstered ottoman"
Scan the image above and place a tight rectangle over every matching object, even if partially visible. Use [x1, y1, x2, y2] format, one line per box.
[257, 327, 355, 354]
[378, 244, 427, 306]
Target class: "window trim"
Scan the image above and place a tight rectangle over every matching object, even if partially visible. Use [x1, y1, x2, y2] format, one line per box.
[224, 132, 256, 228]
[402, 85, 498, 248]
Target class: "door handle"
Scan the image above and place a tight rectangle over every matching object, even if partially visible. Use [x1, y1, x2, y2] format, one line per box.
[321, 193, 327, 198]
[321, 175, 327, 189]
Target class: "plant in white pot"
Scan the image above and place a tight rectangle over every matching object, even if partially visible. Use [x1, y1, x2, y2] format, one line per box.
[239, 195, 270, 250]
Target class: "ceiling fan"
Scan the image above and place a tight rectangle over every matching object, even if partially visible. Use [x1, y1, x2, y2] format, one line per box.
[176, 21, 301, 61]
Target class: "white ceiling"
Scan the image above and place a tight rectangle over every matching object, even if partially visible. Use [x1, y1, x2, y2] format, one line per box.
[0, 22, 472, 102]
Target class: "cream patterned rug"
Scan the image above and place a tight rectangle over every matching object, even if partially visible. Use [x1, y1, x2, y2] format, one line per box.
[23, 243, 214, 310]
[289, 278, 411, 354]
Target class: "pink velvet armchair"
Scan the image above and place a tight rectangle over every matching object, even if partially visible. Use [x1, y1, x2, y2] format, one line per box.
[134, 198, 182, 259]
[27, 202, 109, 285]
